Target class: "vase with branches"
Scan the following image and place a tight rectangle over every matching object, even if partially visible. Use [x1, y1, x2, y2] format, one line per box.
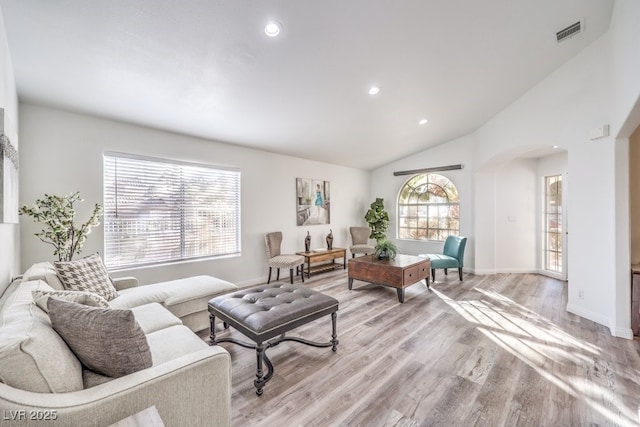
[19, 191, 103, 261]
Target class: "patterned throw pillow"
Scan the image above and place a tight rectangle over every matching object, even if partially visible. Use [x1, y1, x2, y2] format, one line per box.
[32, 289, 110, 313]
[47, 298, 152, 378]
[54, 253, 119, 301]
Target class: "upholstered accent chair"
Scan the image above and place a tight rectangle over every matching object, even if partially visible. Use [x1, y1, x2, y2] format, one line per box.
[265, 232, 305, 284]
[419, 236, 467, 281]
[349, 227, 376, 258]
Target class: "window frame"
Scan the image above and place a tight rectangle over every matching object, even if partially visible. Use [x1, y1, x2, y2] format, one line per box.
[543, 174, 562, 273]
[103, 152, 241, 270]
[397, 173, 460, 242]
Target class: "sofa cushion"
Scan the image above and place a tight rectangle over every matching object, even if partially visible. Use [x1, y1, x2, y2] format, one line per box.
[22, 262, 65, 291]
[110, 275, 238, 318]
[82, 369, 113, 389]
[130, 303, 183, 334]
[145, 325, 210, 366]
[423, 254, 460, 269]
[32, 289, 110, 313]
[48, 299, 153, 378]
[0, 280, 83, 392]
[82, 323, 208, 389]
[54, 253, 118, 301]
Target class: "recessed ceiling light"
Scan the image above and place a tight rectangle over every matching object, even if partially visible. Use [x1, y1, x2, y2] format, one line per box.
[264, 21, 282, 37]
[368, 86, 380, 95]
[419, 118, 428, 125]
[553, 145, 559, 149]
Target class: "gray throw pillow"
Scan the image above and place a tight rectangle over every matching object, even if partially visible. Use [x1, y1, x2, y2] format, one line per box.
[54, 253, 119, 301]
[32, 289, 110, 313]
[47, 298, 152, 378]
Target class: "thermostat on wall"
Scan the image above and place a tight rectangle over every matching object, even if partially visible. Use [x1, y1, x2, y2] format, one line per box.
[589, 124, 610, 140]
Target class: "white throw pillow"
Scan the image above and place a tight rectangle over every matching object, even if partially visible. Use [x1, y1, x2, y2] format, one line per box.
[54, 253, 118, 301]
[32, 289, 110, 313]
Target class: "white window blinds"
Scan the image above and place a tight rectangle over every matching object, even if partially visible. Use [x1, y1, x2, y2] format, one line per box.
[103, 153, 241, 269]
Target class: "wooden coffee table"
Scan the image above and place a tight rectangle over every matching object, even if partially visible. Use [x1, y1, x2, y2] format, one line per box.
[348, 254, 431, 303]
[296, 248, 346, 278]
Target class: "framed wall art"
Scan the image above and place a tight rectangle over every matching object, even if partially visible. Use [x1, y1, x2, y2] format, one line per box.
[0, 109, 18, 224]
[296, 178, 330, 226]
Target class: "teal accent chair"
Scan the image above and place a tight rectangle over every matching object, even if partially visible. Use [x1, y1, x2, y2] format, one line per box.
[420, 236, 467, 282]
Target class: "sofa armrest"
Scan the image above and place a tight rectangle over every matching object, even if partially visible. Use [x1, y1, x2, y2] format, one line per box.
[111, 276, 139, 291]
[0, 346, 231, 427]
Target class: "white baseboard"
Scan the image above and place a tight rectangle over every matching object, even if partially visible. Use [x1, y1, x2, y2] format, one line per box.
[565, 303, 633, 339]
[536, 269, 565, 281]
[496, 268, 538, 274]
[566, 303, 609, 326]
[472, 268, 496, 275]
[609, 324, 634, 340]
[471, 268, 538, 275]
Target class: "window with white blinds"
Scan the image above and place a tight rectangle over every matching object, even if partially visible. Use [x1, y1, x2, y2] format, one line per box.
[103, 153, 241, 269]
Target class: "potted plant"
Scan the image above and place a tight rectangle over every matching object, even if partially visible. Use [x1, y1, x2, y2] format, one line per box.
[375, 239, 398, 260]
[364, 197, 390, 243]
[19, 191, 103, 261]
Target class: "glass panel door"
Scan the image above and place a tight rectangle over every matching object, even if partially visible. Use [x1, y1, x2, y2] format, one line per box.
[544, 175, 563, 274]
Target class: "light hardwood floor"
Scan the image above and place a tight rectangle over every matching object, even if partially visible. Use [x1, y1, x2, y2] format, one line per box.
[206, 269, 640, 426]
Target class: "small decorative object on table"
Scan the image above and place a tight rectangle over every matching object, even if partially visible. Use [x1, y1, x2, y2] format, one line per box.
[375, 239, 398, 260]
[326, 229, 333, 250]
[304, 231, 311, 252]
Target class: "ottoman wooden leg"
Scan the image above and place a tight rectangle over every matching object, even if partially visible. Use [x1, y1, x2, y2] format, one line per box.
[209, 313, 216, 344]
[331, 312, 338, 352]
[254, 343, 266, 396]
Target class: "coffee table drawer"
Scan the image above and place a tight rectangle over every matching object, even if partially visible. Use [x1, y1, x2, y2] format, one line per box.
[417, 260, 430, 280]
[403, 266, 419, 285]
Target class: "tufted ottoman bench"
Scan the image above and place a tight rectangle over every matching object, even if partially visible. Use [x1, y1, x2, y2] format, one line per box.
[208, 284, 339, 395]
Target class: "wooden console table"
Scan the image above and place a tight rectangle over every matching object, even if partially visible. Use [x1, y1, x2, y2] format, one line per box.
[296, 248, 346, 278]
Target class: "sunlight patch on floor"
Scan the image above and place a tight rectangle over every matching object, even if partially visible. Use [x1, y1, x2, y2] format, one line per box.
[432, 287, 639, 426]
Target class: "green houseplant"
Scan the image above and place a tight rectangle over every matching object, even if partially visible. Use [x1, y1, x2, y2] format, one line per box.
[364, 197, 390, 243]
[374, 239, 398, 260]
[19, 191, 103, 261]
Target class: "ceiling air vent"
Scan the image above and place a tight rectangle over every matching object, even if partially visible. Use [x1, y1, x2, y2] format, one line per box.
[556, 21, 583, 43]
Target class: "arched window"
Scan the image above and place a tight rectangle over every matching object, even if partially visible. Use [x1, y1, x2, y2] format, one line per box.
[398, 173, 460, 241]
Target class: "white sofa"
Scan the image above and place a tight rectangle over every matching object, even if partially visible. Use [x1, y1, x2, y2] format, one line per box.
[0, 262, 239, 426]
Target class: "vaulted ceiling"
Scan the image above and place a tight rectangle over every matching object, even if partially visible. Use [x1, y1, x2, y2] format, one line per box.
[0, 0, 614, 170]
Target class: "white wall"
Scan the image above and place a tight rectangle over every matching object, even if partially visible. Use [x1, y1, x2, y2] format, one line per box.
[369, 134, 475, 267]
[18, 103, 369, 286]
[473, 171, 495, 274]
[473, 158, 538, 274]
[0, 8, 19, 291]
[610, 0, 640, 339]
[629, 126, 640, 264]
[494, 159, 537, 273]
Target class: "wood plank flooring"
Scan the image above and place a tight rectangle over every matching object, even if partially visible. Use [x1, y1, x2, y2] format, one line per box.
[205, 269, 640, 426]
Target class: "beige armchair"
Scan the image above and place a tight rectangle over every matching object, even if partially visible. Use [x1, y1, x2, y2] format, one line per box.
[349, 227, 375, 258]
[265, 232, 305, 284]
